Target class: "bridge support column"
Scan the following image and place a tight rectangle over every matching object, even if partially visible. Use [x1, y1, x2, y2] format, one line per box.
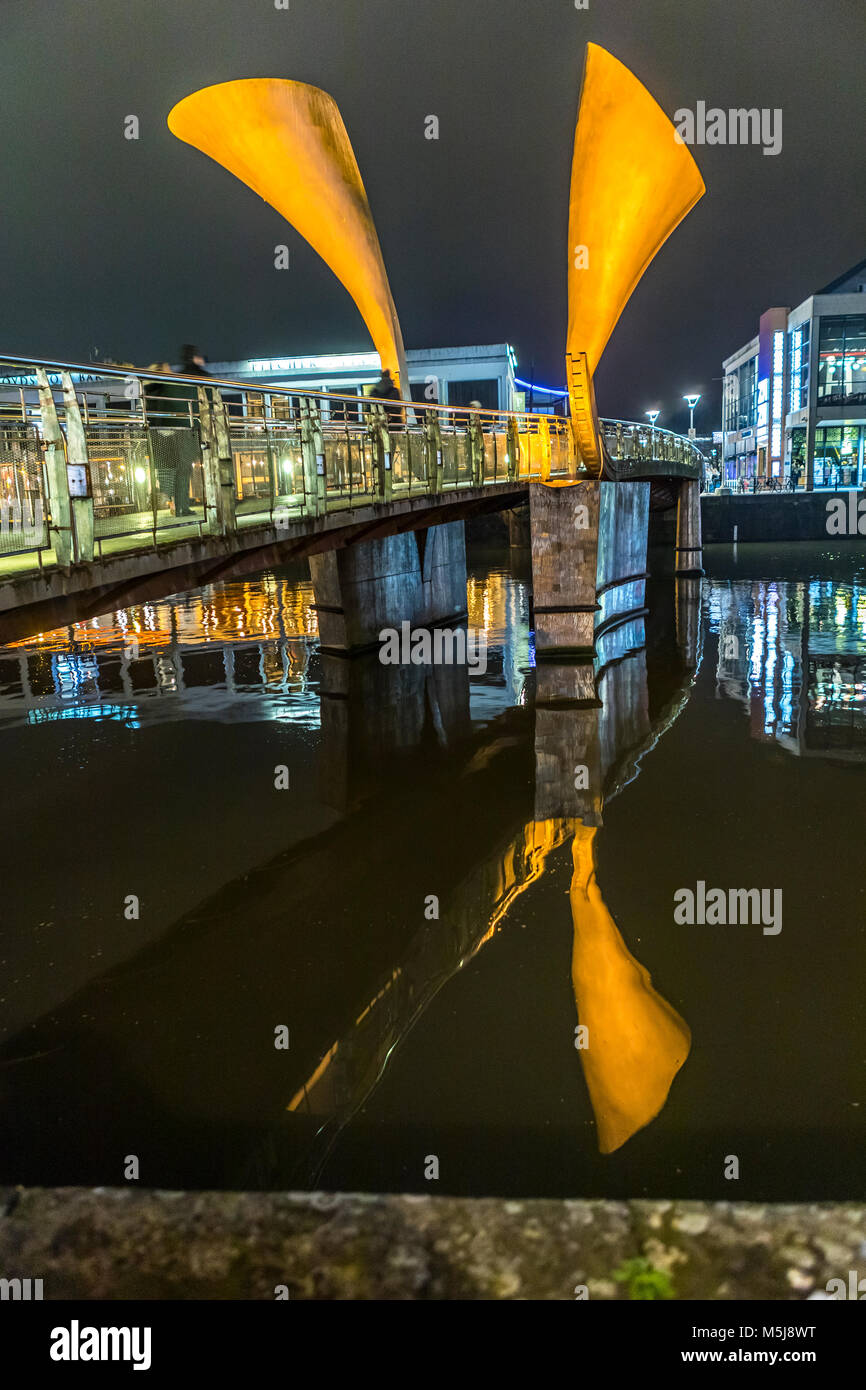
[529, 481, 650, 659]
[310, 519, 467, 654]
[675, 478, 704, 576]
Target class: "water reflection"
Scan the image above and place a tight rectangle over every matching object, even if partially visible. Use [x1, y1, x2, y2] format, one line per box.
[531, 607, 697, 1154]
[2, 556, 862, 1195]
[0, 563, 697, 1187]
[711, 577, 866, 759]
[0, 576, 320, 727]
[567, 822, 691, 1154]
[0, 564, 531, 730]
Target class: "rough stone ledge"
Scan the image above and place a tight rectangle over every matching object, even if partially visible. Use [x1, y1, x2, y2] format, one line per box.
[1, 1188, 864, 1300]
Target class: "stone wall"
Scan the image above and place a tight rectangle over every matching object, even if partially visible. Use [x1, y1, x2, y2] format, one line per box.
[1, 1187, 863, 1300]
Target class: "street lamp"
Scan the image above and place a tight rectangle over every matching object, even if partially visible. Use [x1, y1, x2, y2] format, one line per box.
[645, 410, 660, 457]
[683, 393, 701, 439]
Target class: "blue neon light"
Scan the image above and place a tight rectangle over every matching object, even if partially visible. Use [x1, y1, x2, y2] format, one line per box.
[514, 376, 568, 397]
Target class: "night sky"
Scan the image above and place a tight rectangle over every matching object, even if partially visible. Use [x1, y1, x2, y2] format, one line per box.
[3, 0, 864, 432]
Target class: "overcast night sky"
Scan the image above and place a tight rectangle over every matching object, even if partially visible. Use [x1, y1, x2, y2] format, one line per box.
[3, 0, 864, 432]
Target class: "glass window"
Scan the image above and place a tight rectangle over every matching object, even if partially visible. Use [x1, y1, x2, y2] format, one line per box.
[813, 425, 842, 489]
[723, 357, 760, 433]
[790, 427, 806, 485]
[447, 379, 500, 410]
[789, 323, 810, 412]
[818, 316, 866, 404]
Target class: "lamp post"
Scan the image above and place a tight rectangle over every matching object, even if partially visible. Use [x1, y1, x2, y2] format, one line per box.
[645, 409, 660, 457]
[683, 393, 701, 440]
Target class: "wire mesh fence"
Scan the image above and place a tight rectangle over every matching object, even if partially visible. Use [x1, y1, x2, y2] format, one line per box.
[0, 423, 48, 555]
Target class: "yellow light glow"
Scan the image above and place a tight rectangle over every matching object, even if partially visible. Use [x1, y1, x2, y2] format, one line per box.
[568, 821, 691, 1152]
[566, 45, 705, 473]
[167, 79, 409, 397]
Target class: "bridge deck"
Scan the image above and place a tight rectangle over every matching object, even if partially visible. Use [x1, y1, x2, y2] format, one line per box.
[0, 356, 704, 634]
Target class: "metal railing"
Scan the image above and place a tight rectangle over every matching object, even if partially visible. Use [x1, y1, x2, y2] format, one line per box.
[601, 418, 707, 479]
[0, 354, 704, 573]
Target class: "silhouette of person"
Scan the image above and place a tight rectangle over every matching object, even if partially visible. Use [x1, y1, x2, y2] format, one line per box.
[145, 346, 210, 516]
[371, 368, 404, 432]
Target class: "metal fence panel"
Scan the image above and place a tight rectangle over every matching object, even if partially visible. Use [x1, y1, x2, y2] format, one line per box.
[0, 423, 48, 554]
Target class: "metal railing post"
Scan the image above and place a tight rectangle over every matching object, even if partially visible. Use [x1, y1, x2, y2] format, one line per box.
[210, 388, 238, 534]
[425, 408, 443, 492]
[506, 417, 520, 481]
[371, 405, 392, 503]
[300, 399, 326, 517]
[469, 411, 484, 485]
[34, 367, 74, 567]
[538, 415, 551, 481]
[196, 385, 221, 535]
[60, 371, 94, 563]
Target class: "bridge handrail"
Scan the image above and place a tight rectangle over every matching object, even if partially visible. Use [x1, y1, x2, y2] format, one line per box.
[0, 354, 704, 456]
[0, 352, 703, 574]
[600, 415, 708, 457]
[0, 352, 562, 429]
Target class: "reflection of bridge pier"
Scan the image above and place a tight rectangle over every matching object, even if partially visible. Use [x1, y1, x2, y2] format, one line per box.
[532, 618, 692, 1154]
[675, 576, 703, 670]
[318, 650, 471, 812]
[533, 616, 651, 827]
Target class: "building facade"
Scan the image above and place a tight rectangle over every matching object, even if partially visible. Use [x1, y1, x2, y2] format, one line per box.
[722, 258, 866, 489]
[206, 343, 520, 415]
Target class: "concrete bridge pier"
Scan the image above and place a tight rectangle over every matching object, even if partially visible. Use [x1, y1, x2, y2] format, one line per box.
[529, 481, 650, 661]
[675, 478, 704, 576]
[309, 519, 468, 655]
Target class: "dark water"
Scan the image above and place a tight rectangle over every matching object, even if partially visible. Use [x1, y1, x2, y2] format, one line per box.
[0, 542, 863, 1200]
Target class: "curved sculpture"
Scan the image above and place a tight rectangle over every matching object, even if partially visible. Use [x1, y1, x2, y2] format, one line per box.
[569, 822, 691, 1152]
[567, 44, 705, 475]
[168, 79, 409, 396]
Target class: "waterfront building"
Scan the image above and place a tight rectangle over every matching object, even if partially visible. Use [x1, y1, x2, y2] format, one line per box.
[721, 258, 866, 489]
[206, 343, 519, 414]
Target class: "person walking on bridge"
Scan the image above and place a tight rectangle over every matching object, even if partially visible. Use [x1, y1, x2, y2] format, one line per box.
[371, 367, 404, 433]
[145, 345, 210, 517]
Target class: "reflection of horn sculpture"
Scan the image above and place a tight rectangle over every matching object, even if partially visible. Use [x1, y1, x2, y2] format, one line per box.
[168, 80, 409, 396]
[569, 821, 690, 1153]
[567, 45, 705, 474]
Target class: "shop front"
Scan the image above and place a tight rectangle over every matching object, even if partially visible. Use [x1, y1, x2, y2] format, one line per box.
[811, 424, 866, 490]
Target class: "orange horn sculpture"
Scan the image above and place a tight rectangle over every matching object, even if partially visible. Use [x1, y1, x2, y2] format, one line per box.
[567, 44, 706, 475]
[168, 79, 409, 396]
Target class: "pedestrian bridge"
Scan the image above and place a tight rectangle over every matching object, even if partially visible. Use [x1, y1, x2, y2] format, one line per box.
[0, 354, 704, 639]
[0, 43, 709, 643]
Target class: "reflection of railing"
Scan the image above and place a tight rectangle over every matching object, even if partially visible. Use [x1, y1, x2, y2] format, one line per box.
[0, 354, 703, 571]
[0, 634, 316, 730]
